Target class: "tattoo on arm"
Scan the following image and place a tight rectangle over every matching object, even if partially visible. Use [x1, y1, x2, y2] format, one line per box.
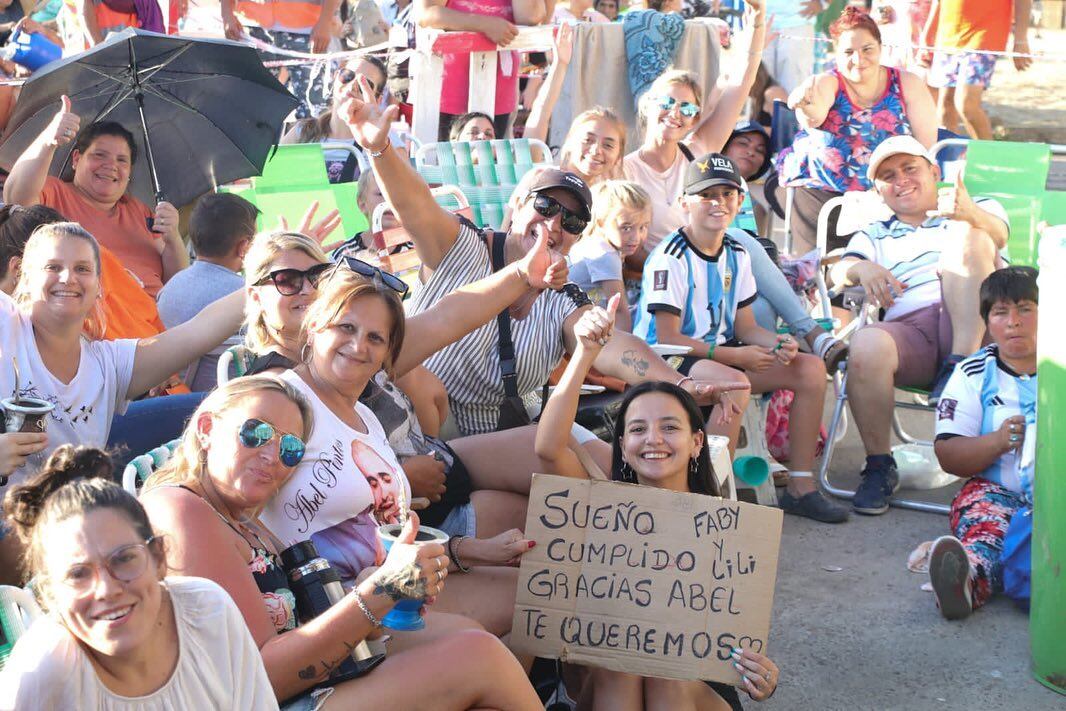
[372, 562, 427, 601]
[297, 641, 362, 682]
[621, 350, 649, 377]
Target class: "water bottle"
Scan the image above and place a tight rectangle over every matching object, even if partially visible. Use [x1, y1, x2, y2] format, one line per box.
[280, 541, 385, 680]
[1, 30, 62, 72]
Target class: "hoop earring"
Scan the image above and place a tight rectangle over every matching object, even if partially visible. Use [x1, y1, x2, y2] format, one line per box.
[300, 339, 313, 364]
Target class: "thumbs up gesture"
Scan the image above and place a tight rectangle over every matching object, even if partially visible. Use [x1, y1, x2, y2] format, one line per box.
[928, 169, 977, 227]
[46, 95, 80, 148]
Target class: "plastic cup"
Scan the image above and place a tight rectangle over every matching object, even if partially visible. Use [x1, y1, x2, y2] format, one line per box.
[375, 523, 448, 632]
[2, 397, 54, 434]
[732, 455, 770, 487]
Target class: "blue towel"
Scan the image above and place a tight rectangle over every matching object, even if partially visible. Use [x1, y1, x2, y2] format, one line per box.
[622, 10, 686, 110]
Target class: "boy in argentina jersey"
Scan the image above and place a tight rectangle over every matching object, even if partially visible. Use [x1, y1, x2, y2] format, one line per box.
[928, 267, 1038, 620]
[635, 153, 847, 524]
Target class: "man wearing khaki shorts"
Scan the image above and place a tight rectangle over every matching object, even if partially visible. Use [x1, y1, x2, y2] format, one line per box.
[828, 136, 1009, 515]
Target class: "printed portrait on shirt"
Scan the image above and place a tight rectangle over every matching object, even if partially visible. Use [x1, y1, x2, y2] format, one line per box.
[352, 439, 403, 524]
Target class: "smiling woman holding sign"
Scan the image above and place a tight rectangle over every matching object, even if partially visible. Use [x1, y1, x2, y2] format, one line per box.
[536, 301, 778, 709]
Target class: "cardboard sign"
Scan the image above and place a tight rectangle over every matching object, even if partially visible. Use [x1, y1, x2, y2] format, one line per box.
[512, 474, 783, 685]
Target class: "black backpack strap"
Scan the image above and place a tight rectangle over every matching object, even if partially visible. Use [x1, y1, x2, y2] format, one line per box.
[678, 142, 695, 162]
[490, 232, 521, 403]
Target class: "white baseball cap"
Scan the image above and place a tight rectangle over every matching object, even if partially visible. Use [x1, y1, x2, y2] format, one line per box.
[867, 135, 932, 182]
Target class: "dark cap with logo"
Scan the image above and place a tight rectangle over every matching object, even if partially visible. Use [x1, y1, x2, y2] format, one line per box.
[527, 168, 593, 220]
[684, 153, 745, 195]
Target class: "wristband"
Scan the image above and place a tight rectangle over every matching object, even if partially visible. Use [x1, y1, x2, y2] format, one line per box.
[448, 535, 471, 573]
[352, 591, 382, 627]
[367, 139, 391, 158]
[706, 343, 716, 360]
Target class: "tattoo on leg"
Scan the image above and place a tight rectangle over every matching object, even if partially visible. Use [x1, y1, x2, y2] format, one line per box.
[621, 349, 649, 377]
[372, 561, 428, 601]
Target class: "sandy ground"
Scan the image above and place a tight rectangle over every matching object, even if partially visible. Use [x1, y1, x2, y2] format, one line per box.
[984, 28, 1066, 145]
[758, 399, 1063, 711]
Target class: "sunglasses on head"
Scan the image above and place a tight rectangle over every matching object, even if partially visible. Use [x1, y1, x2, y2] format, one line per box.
[532, 194, 589, 235]
[327, 256, 409, 296]
[657, 96, 700, 118]
[339, 69, 377, 94]
[238, 418, 306, 467]
[255, 263, 333, 296]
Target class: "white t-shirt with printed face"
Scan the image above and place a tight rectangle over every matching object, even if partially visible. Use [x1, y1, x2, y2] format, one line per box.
[842, 198, 1008, 321]
[0, 291, 136, 487]
[633, 229, 758, 346]
[935, 344, 1036, 495]
[259, 371, 411, 588]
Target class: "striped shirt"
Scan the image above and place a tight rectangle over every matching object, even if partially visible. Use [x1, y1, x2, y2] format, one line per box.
[633, 229, 757, 346]
[842, 198, 1007, 321]
[406, 219, 590, 436]
[935, 344, 1036, 495]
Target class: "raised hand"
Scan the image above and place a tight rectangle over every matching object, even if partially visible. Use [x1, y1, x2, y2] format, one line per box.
[927, 169, 977, 227]
[575, 293, 620, 353]
[340, 75, 399, 155]
[553, 22, 574, 67]
[517, 222, 568, 291]
[278, 200, 343, 245]
[46, 95, 80, 148]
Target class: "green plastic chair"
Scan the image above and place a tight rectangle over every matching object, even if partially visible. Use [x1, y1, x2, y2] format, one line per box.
[732, 192, 757, 233]
[961, 140, 1050, 267]
[121, 439, 181, 495]
[415, 139, 552, 230]
[221, 143, 370, 248]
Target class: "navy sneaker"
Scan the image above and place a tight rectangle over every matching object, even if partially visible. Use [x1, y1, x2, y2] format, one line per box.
[778, 490, 850, 523]
[928, 355, 964, 403]
[852, 462, 900, 515]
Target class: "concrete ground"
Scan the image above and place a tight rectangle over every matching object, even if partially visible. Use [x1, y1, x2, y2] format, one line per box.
[758, 402, 1063, 710]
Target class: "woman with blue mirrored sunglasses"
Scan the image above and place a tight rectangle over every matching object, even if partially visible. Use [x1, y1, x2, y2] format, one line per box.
[623, 0, 769, 257]
[237, 418, 306, 467]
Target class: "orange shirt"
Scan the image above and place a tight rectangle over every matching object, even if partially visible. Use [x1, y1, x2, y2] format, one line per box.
[935, 0, 1013, 52]
[41, 176, 165, 297]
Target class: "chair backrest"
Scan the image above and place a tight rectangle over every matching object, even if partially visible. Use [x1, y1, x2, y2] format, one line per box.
[216, 344, 257, 386]
[121, 439, 181, 496]
[962, 140, 1051, 267]
[0, 585, 41, 671]
[415, 138, 552, 229]
[222, 144, 371, 248]
[769, 100, 800, 157]
[732, 192, 757, 233]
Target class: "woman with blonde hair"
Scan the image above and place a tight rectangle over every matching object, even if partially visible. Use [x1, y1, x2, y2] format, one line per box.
[623, 0, 767, 254]
[0, 223, 245, 583]
[140, 375, 541, 710]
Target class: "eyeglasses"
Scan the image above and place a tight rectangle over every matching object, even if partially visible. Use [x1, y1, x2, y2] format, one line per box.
[57, 538, 157, 594]
[338, 69, 377, 95]
[239, 418, 306, 467]
[657, 96, 700, 118]
[329, 256, 409, 296]
[532, 194, 589, 235]
[254, 263, 333, 296]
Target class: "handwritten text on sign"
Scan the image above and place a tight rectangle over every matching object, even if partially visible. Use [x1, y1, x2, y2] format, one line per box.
[512, 474, 783, 684]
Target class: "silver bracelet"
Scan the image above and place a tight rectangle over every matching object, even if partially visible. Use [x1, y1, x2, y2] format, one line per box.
[352, 591, 382, 627]
[367, 139, 391, 158]
[675, 375, 694, 389]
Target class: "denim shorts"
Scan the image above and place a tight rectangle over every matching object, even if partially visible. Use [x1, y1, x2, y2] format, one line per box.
[437, 501, 477, 539]
[280, 687, 334, 711]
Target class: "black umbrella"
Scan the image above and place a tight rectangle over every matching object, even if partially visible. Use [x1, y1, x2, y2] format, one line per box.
[0, 28, 299, 209]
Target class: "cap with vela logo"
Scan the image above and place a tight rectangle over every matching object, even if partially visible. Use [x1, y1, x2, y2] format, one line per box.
[683, 153, 746, 195]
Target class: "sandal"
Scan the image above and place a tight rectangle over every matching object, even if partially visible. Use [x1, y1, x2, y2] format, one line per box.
[819, 338, 849, 374]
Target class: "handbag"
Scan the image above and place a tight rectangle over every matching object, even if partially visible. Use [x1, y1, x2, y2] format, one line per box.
[1000, 504, 1032, 607]
[490, 231, 534, 431]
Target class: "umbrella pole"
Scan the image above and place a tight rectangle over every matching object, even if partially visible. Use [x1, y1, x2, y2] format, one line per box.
[128, 39, 163, 203]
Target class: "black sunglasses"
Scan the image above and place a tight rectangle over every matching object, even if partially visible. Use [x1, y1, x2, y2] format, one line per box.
[532, 194, 589, 235]
[339, 69, 377, 94]
[254, 263, 333, 296]
[327, 256, 409, 296]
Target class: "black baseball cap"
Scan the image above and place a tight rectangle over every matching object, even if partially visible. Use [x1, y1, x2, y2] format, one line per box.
[683, 153, 745, 195]
[726, 120, 772, 180]
[527, 168, 593, 220]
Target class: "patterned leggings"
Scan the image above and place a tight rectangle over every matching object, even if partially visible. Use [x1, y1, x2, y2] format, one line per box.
[949, 477, 1026, 608]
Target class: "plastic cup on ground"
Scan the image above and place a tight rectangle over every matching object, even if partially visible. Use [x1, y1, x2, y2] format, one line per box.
[732, 455, 770, 487]
[375, 523, 448, 631]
